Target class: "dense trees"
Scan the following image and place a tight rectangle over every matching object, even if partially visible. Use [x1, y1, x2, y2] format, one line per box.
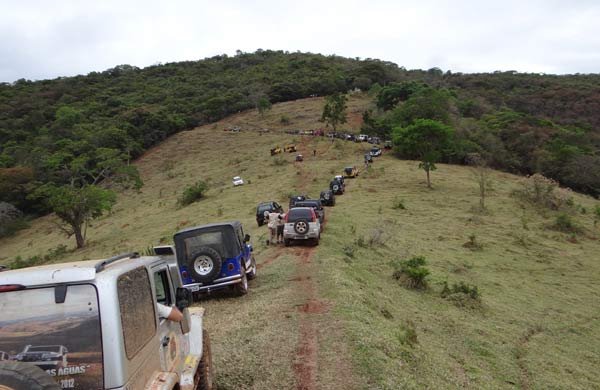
[0, 50, 599, 232]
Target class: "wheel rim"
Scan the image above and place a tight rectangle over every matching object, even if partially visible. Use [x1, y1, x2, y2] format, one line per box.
[296, 221, 307, 234]
[193, 255, 214, 276]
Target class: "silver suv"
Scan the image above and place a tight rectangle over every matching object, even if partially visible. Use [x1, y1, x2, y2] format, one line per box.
[0, 252, 213, 390]
[283, 207, 321, 246]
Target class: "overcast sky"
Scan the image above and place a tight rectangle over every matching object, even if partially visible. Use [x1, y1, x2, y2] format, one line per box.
[1, 0, 599, 82]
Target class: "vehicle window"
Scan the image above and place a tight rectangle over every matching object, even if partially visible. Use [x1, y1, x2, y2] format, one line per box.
[184, 231, 225, 258]
[118, 267, 156, 359]
[287, 208, 313, 222]
[258, 204, 270, 213]
[0, 284, 103, 389]
[154, 270, 172, 306]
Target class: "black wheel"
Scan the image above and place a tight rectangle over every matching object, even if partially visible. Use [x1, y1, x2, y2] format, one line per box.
[247, 256, 257, 280]
[233, 264, 249, 295]
[332, 184, 339, 192]
[195, 331, 214, 390]
[188, 247, 222, 284]
[257, 220, 263, 227]
[284, 238, 291, 247]
[313, 236, 320, 246]
[0, 361, 59, 390]
[294, 220, 309, 235]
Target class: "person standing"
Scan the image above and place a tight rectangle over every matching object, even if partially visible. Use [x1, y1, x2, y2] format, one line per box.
[276, 213, 286, 244]
[267, 211, 279, 244]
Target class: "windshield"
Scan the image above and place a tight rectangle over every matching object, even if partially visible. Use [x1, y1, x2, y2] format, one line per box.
[0, 284, 103, 389]
[258, 204, 271, 213]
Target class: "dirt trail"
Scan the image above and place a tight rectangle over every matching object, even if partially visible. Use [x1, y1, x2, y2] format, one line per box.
[287, 146, 355, 390]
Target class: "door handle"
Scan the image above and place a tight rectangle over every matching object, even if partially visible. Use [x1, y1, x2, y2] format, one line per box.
[162, 336, 170, 347]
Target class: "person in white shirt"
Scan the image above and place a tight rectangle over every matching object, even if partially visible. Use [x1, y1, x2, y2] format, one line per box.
[156, 302, 183, 322]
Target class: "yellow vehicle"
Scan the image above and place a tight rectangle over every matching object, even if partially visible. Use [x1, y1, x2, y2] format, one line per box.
[284, 144, 297, 153]
[344, 166, 359, 178]
[270, 146, 283, 156]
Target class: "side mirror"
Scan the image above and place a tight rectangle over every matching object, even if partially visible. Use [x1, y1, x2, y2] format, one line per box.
[244, 234, 251, 243]
[175, 287, 192, 310]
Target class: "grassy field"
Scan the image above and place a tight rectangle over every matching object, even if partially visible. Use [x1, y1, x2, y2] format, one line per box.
[2, 94, 600, 389]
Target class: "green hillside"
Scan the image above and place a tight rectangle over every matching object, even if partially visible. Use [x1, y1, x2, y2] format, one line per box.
[2, 95, 599, 389]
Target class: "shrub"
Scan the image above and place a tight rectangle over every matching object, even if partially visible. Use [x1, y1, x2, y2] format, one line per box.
[462, 234, 483, 250]
[342, 245, 355, 258]
[594, 205, 600, 226]
[393, 256, 430, 289]
[280, 115, 290, 125]
[397, 320, 418, 346]
[178, 180, 208, 206]
[392, 197, 406, 210]
[552, 213, 581, 233]
[9, 244, 69, 270]
[441, 281, 481, 308]
[516, 173, 573, 210]
[367, 228, 387, 246]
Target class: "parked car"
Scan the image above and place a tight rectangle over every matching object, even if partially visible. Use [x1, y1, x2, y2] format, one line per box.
[320, 190, 335, 206]
[364, 153, 373, 164]
[0, 351, 10, 361]
[270, 146, 282, 156]
[283, 207, 321, 246]
[295, 154, 303, 162]
[256, 201, 284, 226]
[232, 176, 244, 186]
[357, 134, 368, 142]
[384, 140, 393, 149]
[173, 221, 256, 296]
[330, 178, 345, 195]
[289, 194, 307, 208]
[292, 199, 325, 224]
[370, 147, 382, 157]
[344, 166, 359, 178]
[284, 144, 297, 153]
[0, 252, 212, 390]
[0, 265, 7, 272]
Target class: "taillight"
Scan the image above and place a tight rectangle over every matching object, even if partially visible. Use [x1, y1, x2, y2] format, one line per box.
[284, 213, 288, 222]
[0, 284, 25, 293]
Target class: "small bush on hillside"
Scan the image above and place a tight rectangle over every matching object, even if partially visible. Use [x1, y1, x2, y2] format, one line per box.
[462, 234, 483, 250]
[280, 115, 290, 125]
[515, 173, 573, 210]
[551, 213, 581, 234]
[10, 244, 70, 270]
[367, 228, 387, 246]
[178, 180, 208, 206]
[342, 245, 355, 258]
[397, 320, 418, 346]
[393, 256, 430, 290]
[594, 205, 600, 226]
[392, 197, 406, 210]
[441, 281, 481, 308]
[355, 236, 367, 248]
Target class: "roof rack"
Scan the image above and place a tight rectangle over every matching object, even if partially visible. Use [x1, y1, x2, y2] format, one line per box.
[95, 252, 139, 272]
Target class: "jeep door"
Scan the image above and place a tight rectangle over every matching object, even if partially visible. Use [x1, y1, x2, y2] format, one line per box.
[152, 265, 187, 374]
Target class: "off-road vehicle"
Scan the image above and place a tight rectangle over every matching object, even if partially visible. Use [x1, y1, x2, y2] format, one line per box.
[364, 153, 373, 164]
[295, 154, 303, 162]
[291, 200, 325, 225]
[270, 146, 282, 156]
[284, 144, 297, 153]
[256, 201, 284, 226]
[383, 140, 393, 149]
[172, 221, 256, 295]
[0, 351, 9, 361]
[283, 207, 321, 246]
[319, 190, 335, 207]
[370, 147, 382, 157]
[0, 252, 213, 390]
[330, 178, 345, 195]
[289, 194, 307, 208]
[344, 166, 359, 178]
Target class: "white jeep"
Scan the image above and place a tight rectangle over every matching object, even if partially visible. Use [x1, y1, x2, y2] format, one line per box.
[0, 252, 213, 390]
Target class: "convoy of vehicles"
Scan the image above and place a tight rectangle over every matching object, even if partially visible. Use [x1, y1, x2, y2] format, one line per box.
[0, 128, 375, 388]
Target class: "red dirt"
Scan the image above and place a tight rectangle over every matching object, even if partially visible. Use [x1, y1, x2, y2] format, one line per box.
[298, 299, 331, 314]
[257, 246, 285, 269]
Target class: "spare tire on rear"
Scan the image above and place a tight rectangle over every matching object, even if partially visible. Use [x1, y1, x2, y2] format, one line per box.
[188, 246, 223, 283]
[294, 220, 309, 235]
[0, 361, 59, 390]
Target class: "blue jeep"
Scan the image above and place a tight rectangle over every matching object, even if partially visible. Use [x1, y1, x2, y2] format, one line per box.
[171, 221, 256, 295]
